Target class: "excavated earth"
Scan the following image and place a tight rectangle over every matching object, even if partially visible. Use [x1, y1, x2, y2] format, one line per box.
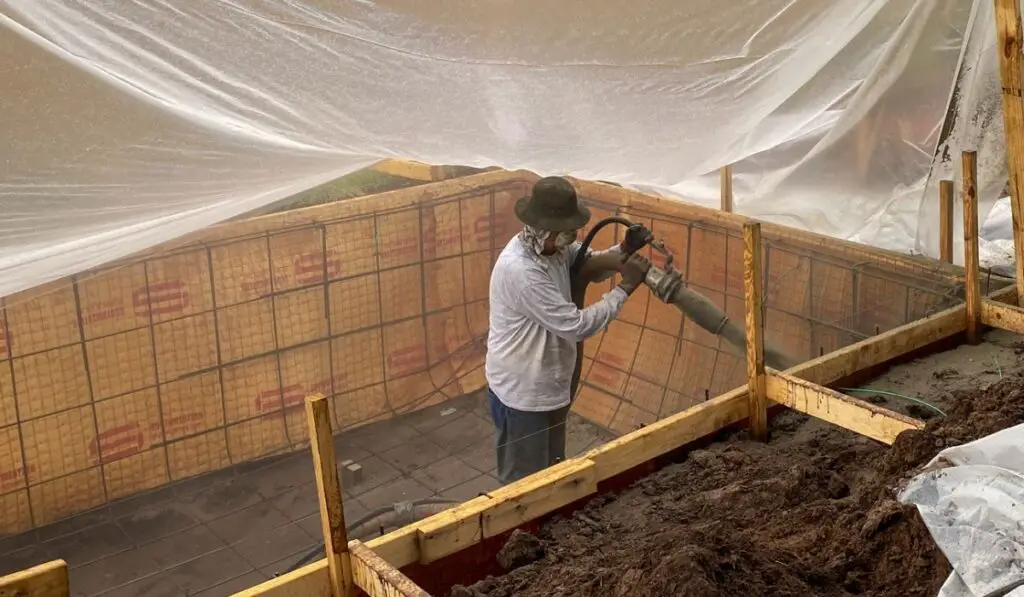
[452, 364, 1024, 597]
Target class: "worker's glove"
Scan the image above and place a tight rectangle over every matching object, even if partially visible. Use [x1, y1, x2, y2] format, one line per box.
[620, 223, 653, 254]
[617, 253, 652, 295]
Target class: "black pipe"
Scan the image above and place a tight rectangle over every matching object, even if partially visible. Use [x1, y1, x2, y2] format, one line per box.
[569, 216, 637, 399]
[570, 216, 636, 277]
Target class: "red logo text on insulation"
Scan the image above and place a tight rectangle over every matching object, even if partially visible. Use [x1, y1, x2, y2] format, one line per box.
[89, 423, 148, 463]
[381, 232, 420, 261]
[239, 274, 288, 297]
[308, 374, 346, 397]
[133, 281, 190, 317]
[473, 215, 511, 245]
[0, 464, 35, 491]
[164, 412, 205, 437]
[83, 300, 126, 326]
[254, 385, 306, 414]
[387, 346, 426, 377]
[424, 226, 461, 254]
[588, 365, 623, 390]
[293, 252, 342, 285]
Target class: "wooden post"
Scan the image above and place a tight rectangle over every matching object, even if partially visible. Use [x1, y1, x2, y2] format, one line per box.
[743, 222, 768, 441]
[720, 165, 734, 213]
[963, 151, 982, 345]
[306, 394, 355, 597]
[994, 0, 1024, 303]
[939, 179, 954, 263]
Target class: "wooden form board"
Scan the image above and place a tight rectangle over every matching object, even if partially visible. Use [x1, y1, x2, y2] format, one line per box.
[0, 559, 68, 597]
[765, 371, 923, 444]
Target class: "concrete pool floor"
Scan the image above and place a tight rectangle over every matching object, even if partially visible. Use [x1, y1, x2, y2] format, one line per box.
[0, 391, 614, 596]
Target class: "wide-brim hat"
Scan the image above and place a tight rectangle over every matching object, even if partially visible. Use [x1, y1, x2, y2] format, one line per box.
[514, 176, 591, 232]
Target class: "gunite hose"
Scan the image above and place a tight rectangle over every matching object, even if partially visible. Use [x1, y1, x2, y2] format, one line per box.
[568, 218, 796, 400]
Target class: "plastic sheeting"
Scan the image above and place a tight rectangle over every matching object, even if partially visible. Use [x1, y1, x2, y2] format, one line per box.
[0, 0, 1014, 299]
[899, 423, 1024, 597]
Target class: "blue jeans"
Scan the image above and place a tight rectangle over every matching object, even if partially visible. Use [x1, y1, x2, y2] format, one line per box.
[487, 387, 570, 485]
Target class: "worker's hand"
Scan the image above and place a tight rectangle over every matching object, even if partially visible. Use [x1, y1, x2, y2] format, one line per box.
[620, 224, 653, 254]
[617, 253, 652, 295]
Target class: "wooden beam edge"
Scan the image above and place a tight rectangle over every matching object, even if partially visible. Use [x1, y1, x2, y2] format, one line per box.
[351, 540, 430, 597]
[371, 159, 437, 181]
[765, 370, 924, 445]
[482, 458, 596, 539]
[980, 298, 1024, 334]
[0, 559, 68, 597]
[414, 458, 597, 565]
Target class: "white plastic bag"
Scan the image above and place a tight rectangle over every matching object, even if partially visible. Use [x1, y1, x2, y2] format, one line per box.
[899, 423, 1024, 597]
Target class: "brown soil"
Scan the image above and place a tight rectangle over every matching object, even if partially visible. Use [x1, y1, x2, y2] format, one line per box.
[453, 374, 1024, 597]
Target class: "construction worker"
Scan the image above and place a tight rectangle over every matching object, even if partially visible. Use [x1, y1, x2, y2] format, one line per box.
[485, 176, 651, 484]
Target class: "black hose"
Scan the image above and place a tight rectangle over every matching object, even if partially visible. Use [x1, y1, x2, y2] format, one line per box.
[569, 216, 637, 399]
[569, 216, 636, 277]
[280, 497, 460, 575]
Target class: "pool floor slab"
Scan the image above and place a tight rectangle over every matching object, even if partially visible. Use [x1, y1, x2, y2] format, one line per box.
[0, 391, 614, 596]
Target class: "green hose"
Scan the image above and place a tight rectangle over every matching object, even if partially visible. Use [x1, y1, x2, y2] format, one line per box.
[838, 387, 946, 417]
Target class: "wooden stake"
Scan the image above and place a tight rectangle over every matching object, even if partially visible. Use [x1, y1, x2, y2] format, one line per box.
[720, 165, 734, 213]
[963, 151, 982, 345]
[743, 222, 768, 441]
[994, 0, 1024, 303]
[306, 394, 355, 597]
[939, 179, 954, 263]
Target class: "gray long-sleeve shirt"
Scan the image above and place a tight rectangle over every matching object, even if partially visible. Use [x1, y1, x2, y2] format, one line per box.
[485, 235, 625, 412]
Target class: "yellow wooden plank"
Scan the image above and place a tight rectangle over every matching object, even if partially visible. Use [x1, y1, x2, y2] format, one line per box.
[231, 560, 331, 597]
[482, 458, 597, 539]
[365, 525, 420, 569]
[371, 159, 436, 181]
[585, 386, 749, 481]
[415, 495, 493, 565]
[350, 541, 430, 597]
[765, 371, 924, 444]
[981, 299, 1024, 333]
[0, 559, 68, 597]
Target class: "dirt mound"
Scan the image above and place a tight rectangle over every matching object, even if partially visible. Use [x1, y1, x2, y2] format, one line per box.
[455, 376, 1024, 597]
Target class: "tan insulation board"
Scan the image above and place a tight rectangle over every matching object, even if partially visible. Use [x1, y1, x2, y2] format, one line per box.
[0, 169, 961, 532]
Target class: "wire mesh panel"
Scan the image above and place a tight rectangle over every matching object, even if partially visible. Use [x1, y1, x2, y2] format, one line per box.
[0, 174, 530, 534]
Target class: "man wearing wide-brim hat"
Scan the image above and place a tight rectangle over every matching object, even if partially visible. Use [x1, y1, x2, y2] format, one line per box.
[485, 176, 651, 484]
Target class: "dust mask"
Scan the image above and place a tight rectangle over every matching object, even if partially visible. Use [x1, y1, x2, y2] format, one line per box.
[554, 230, 578, 250]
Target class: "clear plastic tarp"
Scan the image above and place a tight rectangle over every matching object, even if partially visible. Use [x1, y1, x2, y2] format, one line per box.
[899, 423, 1024, 597]
[0, 0, 1016, 298]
